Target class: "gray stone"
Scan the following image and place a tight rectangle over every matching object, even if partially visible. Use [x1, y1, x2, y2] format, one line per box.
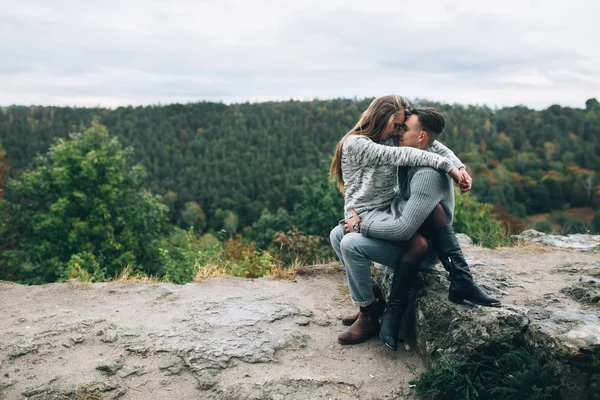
[187, 298, 302, 328]
[195, 369, 219, 391]
[158, 355, 184, 375]
[411, 270, 528, 362]
[100, 330, 118, 343]
[295, 317, 311, 326]
[456, 233, 473, 245]
[96, 355, 125, 375]
[77, 380, 122, 398]
[561, 276, 600, 305]
[10, 338, 39, 357]
[512, 230, 600, 252]
[0, 377, 15, 389]
[525, 309, 600, 398]
[583, 262, 600, 277]
[69, 334, 84, 344]
[119, 365, 147, 378]
[21, 378, 57, 397]
[124, 340, 152, 355]
[281, 331, 310, 350]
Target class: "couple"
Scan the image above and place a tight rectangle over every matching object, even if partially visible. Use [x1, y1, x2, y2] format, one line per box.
[329, 95, 500, 351]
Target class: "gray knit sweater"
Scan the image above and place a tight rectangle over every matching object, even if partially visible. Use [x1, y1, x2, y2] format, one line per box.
[361, 166, 455, 241]
[341, 135, 463, 219]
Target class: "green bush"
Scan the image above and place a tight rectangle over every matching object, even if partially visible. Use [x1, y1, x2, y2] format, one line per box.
[535, 219, 553, 233]
[222, 235, 274, 278]
[413, 342, 561, 400]
[270, 228, 324, 266]
[453, 189, 508, 248]
[0, 122, 169, 283]
[151, 228, 207, 283]
[592, 211, 600, 234]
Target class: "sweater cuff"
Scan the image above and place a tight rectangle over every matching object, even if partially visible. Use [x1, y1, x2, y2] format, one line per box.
[360, 219, 373, 237]
[438, 157, 453, 173]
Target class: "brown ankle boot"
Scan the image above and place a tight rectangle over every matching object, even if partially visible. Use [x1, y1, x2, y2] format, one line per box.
[341, 285, 385, 326]
[337, 302, 380, 345]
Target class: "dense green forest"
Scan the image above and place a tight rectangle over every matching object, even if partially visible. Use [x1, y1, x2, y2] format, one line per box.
[0, 98, 599, 284]
[2, 98, 599, 231]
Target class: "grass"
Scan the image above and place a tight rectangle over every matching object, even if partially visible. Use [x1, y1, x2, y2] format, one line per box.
[192, 262, 231, 281]
[412, 341, 562, 400]
[112, 265, 166, 284]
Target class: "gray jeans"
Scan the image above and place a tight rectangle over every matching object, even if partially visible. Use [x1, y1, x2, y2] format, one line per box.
[330, 223, 405, 306]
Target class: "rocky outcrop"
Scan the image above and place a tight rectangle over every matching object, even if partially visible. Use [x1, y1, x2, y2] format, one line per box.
[0, 269, 423, 400]
[512, 229, 600, 252]
[374, 262, 528, 363]
[374, 231, 600, 399]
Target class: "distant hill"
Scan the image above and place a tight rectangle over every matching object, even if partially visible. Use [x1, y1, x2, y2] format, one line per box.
[1, 98, 599, 232]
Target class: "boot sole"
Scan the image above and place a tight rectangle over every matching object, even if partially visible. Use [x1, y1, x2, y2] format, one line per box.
[337, 331, 379, 345]
[379, 332, 398, 351]
[449, 296, 502, 307]
[341, 320, 354, 326]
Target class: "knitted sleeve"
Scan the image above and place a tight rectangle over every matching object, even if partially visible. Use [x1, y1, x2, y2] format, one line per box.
[344, 136, 453, 172]
[428, 140, 465, 169]
[361, 168, 446, 241]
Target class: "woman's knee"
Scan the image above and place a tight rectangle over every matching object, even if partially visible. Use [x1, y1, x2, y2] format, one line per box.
[426, 203, 448, 229]
[408, 234, 429, 257]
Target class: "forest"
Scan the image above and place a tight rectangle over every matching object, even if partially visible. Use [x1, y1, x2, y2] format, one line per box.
[0, 98, 599, 283]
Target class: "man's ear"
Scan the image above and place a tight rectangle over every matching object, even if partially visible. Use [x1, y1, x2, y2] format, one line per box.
[419, 131, 427, 143]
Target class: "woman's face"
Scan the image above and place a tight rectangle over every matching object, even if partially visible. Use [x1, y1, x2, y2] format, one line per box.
[380, 111, 406, 140]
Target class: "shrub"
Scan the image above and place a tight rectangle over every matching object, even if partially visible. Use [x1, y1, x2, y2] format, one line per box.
[152, 227, 205, 283]
[222, 235, 274, 278]
[592, 211, 600, 234]
[535, 219, 553, 233]
[453, 189, 508, 248]
[0, 122, 169, 283]
[270, 227, 323, 266]
[413, 342, 562, 400]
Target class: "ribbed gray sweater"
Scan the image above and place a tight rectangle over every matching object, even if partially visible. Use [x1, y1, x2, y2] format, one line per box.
[341, 135, 463, 219]
[361, 166, 455, 241]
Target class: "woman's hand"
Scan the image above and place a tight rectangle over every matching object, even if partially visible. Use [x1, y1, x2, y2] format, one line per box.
[459, 168, 473, 195]
[344, 209, 361, 233]
[448, 167, 465, 186]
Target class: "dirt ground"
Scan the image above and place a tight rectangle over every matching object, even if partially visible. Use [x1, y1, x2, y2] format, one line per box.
[0, 264, 423, 400]
[0, 243, 598, 400]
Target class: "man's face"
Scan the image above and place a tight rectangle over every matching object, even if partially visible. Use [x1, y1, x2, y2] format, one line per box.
[380, 111, 406, 141]
[398, 114, 427, 149]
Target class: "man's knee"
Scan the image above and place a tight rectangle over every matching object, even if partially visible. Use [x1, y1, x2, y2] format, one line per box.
[339, 232, 363, 256]
[330, 225, 343, 249]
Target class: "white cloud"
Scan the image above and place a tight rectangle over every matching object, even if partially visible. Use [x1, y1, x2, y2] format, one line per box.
[0, 0, 597, 108]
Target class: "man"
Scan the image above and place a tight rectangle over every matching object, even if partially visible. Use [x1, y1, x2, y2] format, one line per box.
[331, 107, 500, 351]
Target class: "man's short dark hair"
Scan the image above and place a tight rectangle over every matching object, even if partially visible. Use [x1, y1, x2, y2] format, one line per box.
[409, 107, 445, 136]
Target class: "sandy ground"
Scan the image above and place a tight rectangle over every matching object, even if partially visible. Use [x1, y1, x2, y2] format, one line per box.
[0, 264, 423, 400]
[0, 243, 598, 400]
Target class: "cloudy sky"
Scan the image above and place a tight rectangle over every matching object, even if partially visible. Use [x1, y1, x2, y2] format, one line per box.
[1, 0, 598, 109]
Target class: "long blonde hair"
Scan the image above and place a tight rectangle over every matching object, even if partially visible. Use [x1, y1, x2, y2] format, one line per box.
[329, 95, 411, 192]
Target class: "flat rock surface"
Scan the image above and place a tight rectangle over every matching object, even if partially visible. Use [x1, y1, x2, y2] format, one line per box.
[0, 264, 422, 400]
[1, 243, 599, 400]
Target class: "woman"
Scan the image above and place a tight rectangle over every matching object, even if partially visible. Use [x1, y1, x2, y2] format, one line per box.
[328, 95, 466, 347]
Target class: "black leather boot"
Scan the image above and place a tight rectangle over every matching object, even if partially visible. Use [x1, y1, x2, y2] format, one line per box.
[432, 224, 501, 307]
[379, 261, 420, 351]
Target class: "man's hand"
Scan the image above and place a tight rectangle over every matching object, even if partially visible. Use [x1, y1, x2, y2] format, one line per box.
[458, 168, 473, 195]
[344, 209, 361, 233]
[448, 167, 465, 186]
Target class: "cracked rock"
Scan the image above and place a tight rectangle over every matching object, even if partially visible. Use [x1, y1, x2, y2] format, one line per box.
[96, 355, 125, 375]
